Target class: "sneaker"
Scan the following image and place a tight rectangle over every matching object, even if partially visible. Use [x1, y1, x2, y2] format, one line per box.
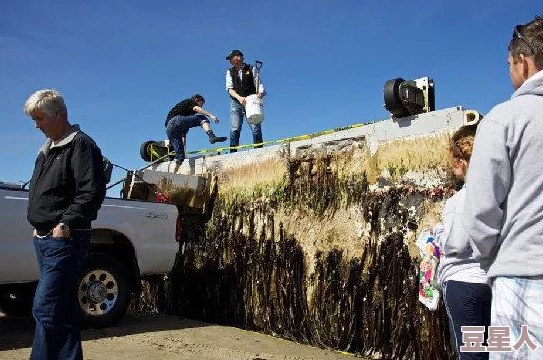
[209, 135, 227, 144]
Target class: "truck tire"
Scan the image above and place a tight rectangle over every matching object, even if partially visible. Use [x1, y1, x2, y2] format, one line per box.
[76, 253, 131, 328]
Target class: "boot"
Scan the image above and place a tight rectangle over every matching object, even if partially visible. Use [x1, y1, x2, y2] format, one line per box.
[207, 130, 227, 144]
[171, 162, 181, 174]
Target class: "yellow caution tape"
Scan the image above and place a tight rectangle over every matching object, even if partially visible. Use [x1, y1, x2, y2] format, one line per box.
[145, 118, 381, 162]
[149, 145, 165, 161]
[183, 119, 380, 156]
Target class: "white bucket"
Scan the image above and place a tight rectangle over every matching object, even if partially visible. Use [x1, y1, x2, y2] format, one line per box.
[245, 94, 264, 125]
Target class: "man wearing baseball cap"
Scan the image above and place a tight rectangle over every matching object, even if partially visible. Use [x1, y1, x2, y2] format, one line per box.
[225, 49, 266, 153]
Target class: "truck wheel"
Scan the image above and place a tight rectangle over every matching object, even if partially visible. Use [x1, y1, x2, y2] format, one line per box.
[76, 253, 131, 328]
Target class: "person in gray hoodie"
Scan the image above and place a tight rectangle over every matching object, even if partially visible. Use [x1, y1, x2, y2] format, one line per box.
[463, 16, 543, 358]
[434, 124, 490, 360]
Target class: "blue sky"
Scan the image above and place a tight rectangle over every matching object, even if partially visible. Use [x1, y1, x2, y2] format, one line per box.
[1, 1, 540, 196]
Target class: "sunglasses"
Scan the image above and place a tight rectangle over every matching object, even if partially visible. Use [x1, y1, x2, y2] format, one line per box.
[513, 24, 535, 55]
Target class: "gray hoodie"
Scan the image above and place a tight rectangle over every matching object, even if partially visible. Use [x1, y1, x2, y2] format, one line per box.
[463, 70, 543, 279]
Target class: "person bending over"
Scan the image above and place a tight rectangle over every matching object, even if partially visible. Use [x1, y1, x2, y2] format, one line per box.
[165, 94, 227, 173]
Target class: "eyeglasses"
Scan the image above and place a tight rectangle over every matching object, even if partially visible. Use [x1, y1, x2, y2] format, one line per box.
[513, 24, 535, 55]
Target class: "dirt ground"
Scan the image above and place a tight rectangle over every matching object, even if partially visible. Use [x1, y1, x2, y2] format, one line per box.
[0, 312, 366, 360]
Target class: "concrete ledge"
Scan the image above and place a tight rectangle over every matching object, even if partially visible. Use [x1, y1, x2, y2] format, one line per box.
[152, 106, 475, 176]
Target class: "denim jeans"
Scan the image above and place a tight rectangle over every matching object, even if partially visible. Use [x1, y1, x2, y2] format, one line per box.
[166, 114, 209, 163]
[31, 230, 90, 360]
[443, 280, 492, 360]
[229, 99, 263, 152]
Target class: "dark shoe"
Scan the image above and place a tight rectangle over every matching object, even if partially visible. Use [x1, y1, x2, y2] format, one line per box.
[209, 135, 227, 144]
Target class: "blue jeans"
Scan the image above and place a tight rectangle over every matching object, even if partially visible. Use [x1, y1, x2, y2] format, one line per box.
[443, 280, 492, 360]
[229, 99, 263, 152]
[31, 231, 90, 360]
[166, 114, 209, 163]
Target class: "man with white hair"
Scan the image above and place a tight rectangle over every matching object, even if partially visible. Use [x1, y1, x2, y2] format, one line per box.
[24, 89, 106, 360]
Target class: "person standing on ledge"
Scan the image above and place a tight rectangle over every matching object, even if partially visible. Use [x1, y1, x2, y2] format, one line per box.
[225, 49, 266, 153]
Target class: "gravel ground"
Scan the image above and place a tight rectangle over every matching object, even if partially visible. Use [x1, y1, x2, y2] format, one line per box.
[0, 313, 367, 360]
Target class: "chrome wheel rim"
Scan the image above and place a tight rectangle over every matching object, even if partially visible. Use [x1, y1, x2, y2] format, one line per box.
[78, 269, 118, 316]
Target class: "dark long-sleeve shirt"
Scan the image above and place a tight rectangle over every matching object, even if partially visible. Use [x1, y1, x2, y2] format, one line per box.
[28, 125, 106, 232]
[165, 99, 198, 126]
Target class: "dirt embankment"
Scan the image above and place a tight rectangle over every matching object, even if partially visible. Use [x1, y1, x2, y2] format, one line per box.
[0, 313, 365, 360]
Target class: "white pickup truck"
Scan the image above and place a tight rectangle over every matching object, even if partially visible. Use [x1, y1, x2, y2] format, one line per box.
[0, 181, 181, 328]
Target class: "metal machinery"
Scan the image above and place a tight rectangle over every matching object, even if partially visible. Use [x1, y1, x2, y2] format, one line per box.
[384, 77, 435, 118]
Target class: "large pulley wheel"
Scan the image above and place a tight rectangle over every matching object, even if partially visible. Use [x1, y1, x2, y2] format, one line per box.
[384, 78, 410, 118]
[140, 140, 156, 162]
[140, 140, 172, 162]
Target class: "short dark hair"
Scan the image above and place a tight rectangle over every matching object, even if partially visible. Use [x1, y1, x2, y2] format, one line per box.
[508, 16, 543, 68]
[191, 94, 205, 103]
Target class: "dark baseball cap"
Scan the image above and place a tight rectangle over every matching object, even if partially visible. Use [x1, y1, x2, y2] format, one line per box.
[226, 49, 244, 60]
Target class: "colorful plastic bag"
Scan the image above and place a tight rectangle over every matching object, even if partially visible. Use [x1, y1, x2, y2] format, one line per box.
[417, 228, 441, 311]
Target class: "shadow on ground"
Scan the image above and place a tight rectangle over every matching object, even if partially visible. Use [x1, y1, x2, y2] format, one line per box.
[0, 313, 209, 352]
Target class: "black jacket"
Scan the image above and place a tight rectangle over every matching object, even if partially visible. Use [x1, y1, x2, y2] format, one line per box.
[27, 127, 107, 232]
[229, 64, 257, 99]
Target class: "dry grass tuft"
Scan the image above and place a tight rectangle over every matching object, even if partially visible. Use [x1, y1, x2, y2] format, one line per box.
[158, 177, 208, 208]
[377, 133, 451, 177]
[214, 133, 452, 194]
[218, 158, 287, 194]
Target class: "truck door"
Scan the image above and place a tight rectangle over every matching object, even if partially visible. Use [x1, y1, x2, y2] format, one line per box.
[0, 188, 38, 284]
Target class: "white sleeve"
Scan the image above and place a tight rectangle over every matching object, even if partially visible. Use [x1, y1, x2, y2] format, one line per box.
[437, 192, 471, 255]
[225, 69, 233, 91]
